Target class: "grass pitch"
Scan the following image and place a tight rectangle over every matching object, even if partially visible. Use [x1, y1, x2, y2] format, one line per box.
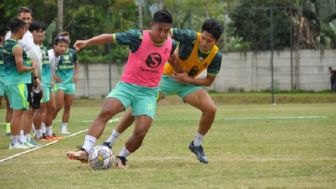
[0, 96, 335, 189]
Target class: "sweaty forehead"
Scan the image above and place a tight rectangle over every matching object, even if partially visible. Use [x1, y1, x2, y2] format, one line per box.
[153, 23, 172, 30]
[201, 31, 215, 41]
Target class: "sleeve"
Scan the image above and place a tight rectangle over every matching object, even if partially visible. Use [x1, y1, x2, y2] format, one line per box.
[171, 28, 197, 44]
[207, 52, 222, 76]
[48, 49, 56, 74]
[19, 32, 41, 66]
[114, 29, 142, 52]
[170, 40, 178, 56]
[71, 49, 78, 64]
[5, 31, 11, 40]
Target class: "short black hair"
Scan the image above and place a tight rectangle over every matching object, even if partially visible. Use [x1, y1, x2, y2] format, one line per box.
[18, 7, 32, 15]
[29, 20, 45, 32]
[152, 10, 173, 24]
[202, 19, 223, 40]
[9, 18, 26, 33]
[53, 35, 69, 45]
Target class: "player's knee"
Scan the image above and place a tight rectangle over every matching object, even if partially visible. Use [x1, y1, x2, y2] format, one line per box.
[204, 104, 217, 116]
[98, 108, 115, 121]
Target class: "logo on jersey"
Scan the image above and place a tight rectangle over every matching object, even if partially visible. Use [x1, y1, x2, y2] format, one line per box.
[188, 66, 199, 77]
[146, 53, 162, 68]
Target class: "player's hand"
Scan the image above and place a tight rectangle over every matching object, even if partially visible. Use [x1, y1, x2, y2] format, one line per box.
[34, 77, 41, 88]
[73, 40, 89, 51]
[53, 76, 62, 83]
[173, 72, 190, 83]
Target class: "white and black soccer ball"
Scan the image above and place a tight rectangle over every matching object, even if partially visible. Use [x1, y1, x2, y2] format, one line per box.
[89, 145, 115, 170]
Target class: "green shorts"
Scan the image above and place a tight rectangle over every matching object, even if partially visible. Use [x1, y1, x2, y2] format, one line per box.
[41, 84, 51, 103]
[55, 83, 76, 94]
[159, 75, 201, 98]
[5, 83, 29, 110]
[0, 76, 5, 96]
[107, 81, 158, 119]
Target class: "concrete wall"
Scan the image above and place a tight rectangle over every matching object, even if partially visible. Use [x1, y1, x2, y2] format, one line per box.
[75, 49, 336, 97]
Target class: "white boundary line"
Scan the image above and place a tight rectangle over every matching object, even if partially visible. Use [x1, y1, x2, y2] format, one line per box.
[0, 118, 120, 163]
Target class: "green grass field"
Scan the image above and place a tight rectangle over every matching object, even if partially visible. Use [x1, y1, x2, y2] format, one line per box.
[0, 95, 335, 188]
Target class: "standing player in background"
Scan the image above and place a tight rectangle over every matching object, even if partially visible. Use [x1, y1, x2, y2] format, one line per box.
[38, 36, 69, 139]
[66, 10, 181, 169]
[32, 22, 61, 140]
[52, 32, 79, 135]
[0, 29, 13, 136]
[103, 19, 223, 164]
[3, 18, 36, 149]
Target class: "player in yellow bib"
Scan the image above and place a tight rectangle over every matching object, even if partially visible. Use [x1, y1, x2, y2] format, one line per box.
[103, 19, 223, 164]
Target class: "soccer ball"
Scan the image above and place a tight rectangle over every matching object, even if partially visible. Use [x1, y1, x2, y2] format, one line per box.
[88, 145, 115, 170]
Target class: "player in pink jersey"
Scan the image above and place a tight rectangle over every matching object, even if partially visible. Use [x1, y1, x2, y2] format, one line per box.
[66, 10, 181, 168]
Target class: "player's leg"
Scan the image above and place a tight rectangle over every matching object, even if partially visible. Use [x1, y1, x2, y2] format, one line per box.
[53, 88, 64, 120]
[66, 97, 125, 162]
[116, 115, 152, 169]
[6, 83, 30, 149]
[183, 89, 216, 164]
[5, 97, 13, 136]
[44, 90, 56, 138]
[115, 89, 157, 169]
[102, 108, 134, 148]
[60, 93, 73, 134]
[103, 92, 164, 149]
[33, 103, 47, 140]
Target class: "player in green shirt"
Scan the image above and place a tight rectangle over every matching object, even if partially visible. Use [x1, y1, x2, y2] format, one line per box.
[3, 18, 36, 149]
[0, 29, 13, 136]
[53, 32, 79, 135]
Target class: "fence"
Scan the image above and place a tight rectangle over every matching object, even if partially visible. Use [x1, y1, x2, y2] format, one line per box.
[75, 49, 336, 98]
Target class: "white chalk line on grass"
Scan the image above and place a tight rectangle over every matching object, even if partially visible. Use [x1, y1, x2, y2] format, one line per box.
[0, 118, 120, 164]
[154, 115, 328, 121]
[137, 156, 336, 162]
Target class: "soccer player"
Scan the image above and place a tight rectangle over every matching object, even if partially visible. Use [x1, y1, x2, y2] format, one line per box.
[52, 32, 79, 135]
[32, 22, 60, 140]
[3, 18, 36, 149]
[103, 19, 224, 164]
[0, 29, 13, 136]
[39, 36, 69, 139]
[6, 7, 42, 145]
[66, 10, 180, 168]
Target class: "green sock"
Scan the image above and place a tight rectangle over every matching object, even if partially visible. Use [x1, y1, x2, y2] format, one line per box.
[5, 123, 10, 134]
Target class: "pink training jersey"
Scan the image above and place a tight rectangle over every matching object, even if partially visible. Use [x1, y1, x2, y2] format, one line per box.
[121, 30, 172, 88]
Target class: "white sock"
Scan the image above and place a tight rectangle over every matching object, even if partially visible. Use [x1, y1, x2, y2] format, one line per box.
[46, 126, 53, 137]
[82, 135, 97, 153]
[41, 122, 46, 134]
[61, 122, 68, 131]
[118, 147, 131, 157]
[19, 130, 25, 143]
[105, 130, 120, 145]
[193, 133, 204, 147]
[11, 135, 19, 146]
[35, 129, 42, 138]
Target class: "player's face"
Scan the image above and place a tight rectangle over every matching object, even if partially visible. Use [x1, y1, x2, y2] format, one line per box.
[18, 12, 32, 25]
[150, 22, 172, 43]
[54, 41, 69, 55]
[18, 25, 28, 39]
[32, 29, 44, 44]
[199, 31, 217, 52]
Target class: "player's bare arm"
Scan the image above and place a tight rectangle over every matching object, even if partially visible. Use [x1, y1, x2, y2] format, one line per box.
[13, 45, 35, 72]
[74, 34, 114, 51]
[173, 72, 216, 86]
